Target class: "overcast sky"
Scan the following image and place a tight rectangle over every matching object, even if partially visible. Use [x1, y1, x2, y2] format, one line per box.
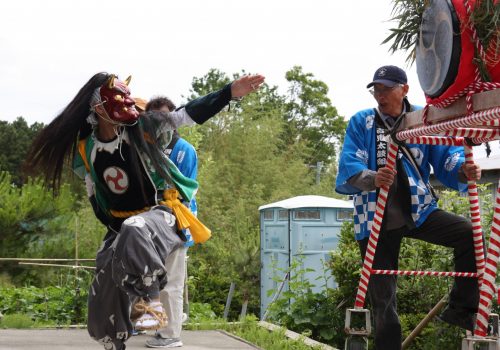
[0, 0, 498, 159]
[0, 0, 427, 124]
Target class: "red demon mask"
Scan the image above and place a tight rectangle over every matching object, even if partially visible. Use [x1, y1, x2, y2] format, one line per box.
[99, 75, 139, 123]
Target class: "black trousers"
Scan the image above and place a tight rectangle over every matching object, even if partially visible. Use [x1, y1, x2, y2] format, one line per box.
[87, 209, 183, 350]
[358, 209, 479, 350]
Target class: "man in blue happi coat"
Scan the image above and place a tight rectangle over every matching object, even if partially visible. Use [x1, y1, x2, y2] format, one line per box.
[336, 65, 482, 350]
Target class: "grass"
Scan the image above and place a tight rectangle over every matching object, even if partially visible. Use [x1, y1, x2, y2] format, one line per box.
[0, 313, 34, 329]
[186, 317, 328, 350]
[0, 313, 59, 329]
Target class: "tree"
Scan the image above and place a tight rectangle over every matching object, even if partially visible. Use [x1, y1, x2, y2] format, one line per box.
[187, 68, 232, 100]
[0, 170, 106, 285]
[185, 68, 331, 317]
[0, 117, 44, 184]
[189, 106, 315, 316]
[284, 66, 346, 166]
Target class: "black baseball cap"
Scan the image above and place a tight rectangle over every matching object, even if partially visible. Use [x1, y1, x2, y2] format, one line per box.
[366, 65, 407, 88]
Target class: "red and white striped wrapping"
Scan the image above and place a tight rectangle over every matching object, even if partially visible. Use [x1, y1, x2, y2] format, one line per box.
[354, 141, 399, 309]
[397, 107, 500, 141]
[440, 128, 500, 140]
[479, 120, 500, 127]
[371, 269, 479, 277]
[406, 135, 500, 148]
[470, 136, 500, 144]
[474, 181, 500, 337]
[464, 144, 486, 283]
[406, 136, 464, 146]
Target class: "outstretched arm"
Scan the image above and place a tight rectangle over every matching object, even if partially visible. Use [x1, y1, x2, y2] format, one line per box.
[230, 74, 265, 98]
[160, 74, 266, 128]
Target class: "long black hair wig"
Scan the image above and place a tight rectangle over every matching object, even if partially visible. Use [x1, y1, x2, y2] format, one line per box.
[25, 72, 110, 191]
[25, 72, 175, 196]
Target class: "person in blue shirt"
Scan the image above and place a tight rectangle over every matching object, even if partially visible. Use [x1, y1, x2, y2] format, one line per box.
[335, 65, 482, 350]
[144, 96, 198, 349]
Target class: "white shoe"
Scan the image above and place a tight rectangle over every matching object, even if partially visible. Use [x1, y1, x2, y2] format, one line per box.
[146, 335, 183, 348]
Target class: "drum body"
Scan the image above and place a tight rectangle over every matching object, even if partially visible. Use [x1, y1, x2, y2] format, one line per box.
[416, 0, 500, 104]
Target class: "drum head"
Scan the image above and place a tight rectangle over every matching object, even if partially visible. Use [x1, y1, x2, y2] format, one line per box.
[416, 0, 462, 98]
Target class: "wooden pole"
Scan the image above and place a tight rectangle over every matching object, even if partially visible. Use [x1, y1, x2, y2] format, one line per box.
[18, 262, 95, 270]
[74, 217, 81, 323]
[223, 282, 236, 320]
[262, 271, 290, 322]
[75, 217, 79, 278]
[402, 295, 448, 349]
[0, 258, 94, 261]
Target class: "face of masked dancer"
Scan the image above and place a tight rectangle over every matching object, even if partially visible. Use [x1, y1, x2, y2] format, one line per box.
[99, 75, 139, 123]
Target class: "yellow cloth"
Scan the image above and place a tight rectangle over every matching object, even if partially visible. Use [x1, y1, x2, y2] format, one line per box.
[161, 188, 212, 244]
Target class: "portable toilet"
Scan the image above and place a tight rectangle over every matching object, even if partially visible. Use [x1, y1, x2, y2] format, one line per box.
[259, 195, 353, 318]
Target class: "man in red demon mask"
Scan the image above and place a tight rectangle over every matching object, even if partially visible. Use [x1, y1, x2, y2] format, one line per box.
[25, 72, 264, 350]
[95, 75, 140, 124]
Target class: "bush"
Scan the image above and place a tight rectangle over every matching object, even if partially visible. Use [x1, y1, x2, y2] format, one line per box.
[399, 313, 463, 350]
[266, 254, 347, 348]
[189, 302, 217, 322]
[0, 282, 88, 325]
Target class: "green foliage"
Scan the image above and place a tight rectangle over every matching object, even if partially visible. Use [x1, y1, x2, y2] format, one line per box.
[284, 66, 346, 166]
[187, 67, 345, 168]
[228, 319, 325, 350]
[399, 313, 462, 350]
[185, 318, 325, 349]
[0, 281, 89, 325]
[187, 68, 232, 100]
[0, 172, 76, 257]
[185, 67, 338, 319]
[266, 254, 346, 347]
[382, 0, 427, 63]
[438, 184, 495, 237]
[0, 117, 44, 185]
[471, 0, 500, 81]
[188, 302, 217, 323]
[436, 188, 470, 217]
[212, 317, 326, 350]
[329, 221, 360, 300]
[0, 170, 104, 285]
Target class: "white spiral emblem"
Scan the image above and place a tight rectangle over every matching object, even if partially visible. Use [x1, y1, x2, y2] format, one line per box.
[103, 166, 129, 194]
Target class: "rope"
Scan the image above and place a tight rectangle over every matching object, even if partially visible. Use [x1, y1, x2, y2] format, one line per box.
[110, 206, 151, 218]
[371, 270, 479, 277]
[132, 301, 167, 330]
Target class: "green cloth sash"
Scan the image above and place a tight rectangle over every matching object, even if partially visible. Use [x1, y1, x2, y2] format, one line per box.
[165, 156, 198, 202]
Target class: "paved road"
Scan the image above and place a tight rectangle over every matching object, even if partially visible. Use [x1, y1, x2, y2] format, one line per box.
[0, 329, 261, 350]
